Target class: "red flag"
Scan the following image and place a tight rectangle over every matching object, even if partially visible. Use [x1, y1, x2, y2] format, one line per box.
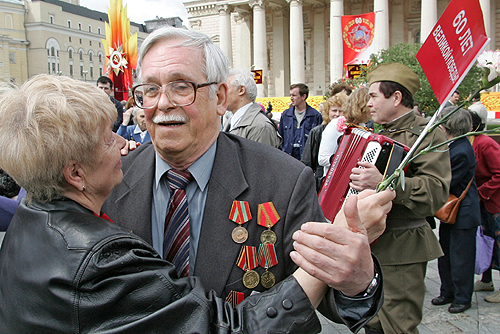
[342, 12, 375, 77]
[416, 0, 489, 105]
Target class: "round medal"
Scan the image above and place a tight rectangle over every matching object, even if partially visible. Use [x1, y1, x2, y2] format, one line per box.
[232, 226, 249, 243]
[242, 270, 260, 289]
[261, 271, 276, 289]
[260, 229, 277, 244]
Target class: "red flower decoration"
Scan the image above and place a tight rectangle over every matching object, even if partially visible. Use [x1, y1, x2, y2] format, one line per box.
[337, 116, 347, 132]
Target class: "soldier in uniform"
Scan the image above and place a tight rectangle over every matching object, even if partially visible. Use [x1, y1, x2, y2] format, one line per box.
[349, 63, 451, 334]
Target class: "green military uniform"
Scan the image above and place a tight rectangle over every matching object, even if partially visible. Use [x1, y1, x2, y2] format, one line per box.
[367, 110, 450, 334]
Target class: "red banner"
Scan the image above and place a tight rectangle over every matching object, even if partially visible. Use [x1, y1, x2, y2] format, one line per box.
[416, 0, 489, 105]
[342, 12, 375, 77]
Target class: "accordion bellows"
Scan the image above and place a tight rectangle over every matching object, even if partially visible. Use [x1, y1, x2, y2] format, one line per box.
[318, 128, 409, 222]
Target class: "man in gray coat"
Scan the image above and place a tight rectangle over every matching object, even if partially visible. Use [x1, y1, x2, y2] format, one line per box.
[224, 69, 281, 148]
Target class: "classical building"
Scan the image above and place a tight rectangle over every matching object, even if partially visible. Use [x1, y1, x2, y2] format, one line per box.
[185, 0, 498, 98]
[0, 0, 151, 86]
[0, 0, 29, 84]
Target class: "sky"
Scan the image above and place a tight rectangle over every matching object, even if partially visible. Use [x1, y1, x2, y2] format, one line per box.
[79, 0, 189, 26]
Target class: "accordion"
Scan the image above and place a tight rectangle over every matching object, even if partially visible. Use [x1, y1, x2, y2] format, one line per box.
[318, 128, 409, 222]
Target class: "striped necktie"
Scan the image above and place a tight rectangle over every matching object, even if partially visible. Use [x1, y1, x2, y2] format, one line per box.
[163, 169, 192, 277]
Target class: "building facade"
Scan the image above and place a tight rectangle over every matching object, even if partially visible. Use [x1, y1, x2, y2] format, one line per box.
[185, 0, 499, 98]
[0, 0, 150, 86]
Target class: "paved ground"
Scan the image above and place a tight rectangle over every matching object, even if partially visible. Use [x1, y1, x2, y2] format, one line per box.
[2, 229, 500, 334]
[318, 225, 500, 334]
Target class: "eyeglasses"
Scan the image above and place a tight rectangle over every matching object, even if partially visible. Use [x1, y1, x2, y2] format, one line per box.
[132, 80, 218, 109]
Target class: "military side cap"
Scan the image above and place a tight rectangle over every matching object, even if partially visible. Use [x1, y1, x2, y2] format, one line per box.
[367, 63, 420, 95]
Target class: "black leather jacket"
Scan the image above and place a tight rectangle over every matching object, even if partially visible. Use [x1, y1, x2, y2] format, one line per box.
[0, 198, 322, 333]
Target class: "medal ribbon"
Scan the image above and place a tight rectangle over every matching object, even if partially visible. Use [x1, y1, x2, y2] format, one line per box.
[257, 202, 280, 228]
[258, 243, 278, 269]
[226, 291, 245, 308]
[236, 246, 258, 271]
[230, 201, 252, 224]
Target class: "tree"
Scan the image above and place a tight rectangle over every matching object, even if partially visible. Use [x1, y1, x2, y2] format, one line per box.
[327, 43, 483, 116]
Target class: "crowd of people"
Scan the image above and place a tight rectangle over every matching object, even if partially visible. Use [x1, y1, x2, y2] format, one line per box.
[0, 26, 500, 334]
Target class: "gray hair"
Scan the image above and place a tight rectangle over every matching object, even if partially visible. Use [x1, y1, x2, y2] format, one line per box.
[439, 106, 472, 137]
[137, 26, 230, 98]
[228, 69, 258, 102]
[0, 74, 116, 202]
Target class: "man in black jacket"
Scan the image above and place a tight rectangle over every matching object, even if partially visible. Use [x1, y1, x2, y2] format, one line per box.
[97, 75, 124, 132]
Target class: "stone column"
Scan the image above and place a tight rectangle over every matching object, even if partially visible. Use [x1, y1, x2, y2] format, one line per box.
[217, 4, 233, 65]
[330, 0, 343, 83]
[272, 6, 290, 97]
[234, 9, 252, 70]
[374, 0, 389, 52]
[480, 0, 491, 45]
[390, 0, 404, 45]
[313, 4, 326, 96]
[250, 0, 268, 97]
[287, 0, 305, 84]
[420, 0, 437, 42]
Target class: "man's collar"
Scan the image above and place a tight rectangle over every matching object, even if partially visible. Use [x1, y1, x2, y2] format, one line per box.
[382, 109, 416, 130]
[154, 141, 217, 192]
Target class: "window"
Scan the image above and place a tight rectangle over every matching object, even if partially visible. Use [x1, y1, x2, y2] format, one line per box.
[5, 15, 13, 30]
[79, 51, 83, 60]
[69, 37, 72, 42]
[69, 64, 74, 76]
[69, 49, 73, 59]
[90, 67, 94, 78]
[50, 15, 54, 24]
[79, 39, 82, 44]
[78, 23, 82, 30]
[98, 27, 101, 35]
[89, 25, 92, 32]
[89, 53, 93, 62]
[89, 41, 92, 46]
[80, 65, 84, 77]
[99, 42, 101, 48]
[51, 47, 55, 57]
[67, 20, 71, 28]
[98, 54, 102, 63]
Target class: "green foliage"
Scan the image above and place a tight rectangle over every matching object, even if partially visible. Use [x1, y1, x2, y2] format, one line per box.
[326, 43, 483, 116]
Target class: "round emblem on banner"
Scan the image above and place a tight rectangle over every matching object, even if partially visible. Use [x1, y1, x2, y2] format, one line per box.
[343, 18, 374, 52]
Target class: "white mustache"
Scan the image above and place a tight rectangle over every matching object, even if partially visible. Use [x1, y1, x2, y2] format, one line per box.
[152, 114, 188, 124]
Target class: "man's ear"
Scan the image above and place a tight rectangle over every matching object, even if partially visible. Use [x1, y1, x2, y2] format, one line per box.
[63, 160, 86, 191]
[216, 82, 228, 116]
[393, 91, 403, 107]
[238, 85, 246, 98]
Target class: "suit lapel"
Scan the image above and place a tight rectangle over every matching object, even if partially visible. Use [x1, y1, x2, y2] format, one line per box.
[111, 144, 156, 244]
[194, 134, 249, 295]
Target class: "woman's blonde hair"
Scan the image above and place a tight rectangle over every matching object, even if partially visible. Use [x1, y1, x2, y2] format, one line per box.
[0, 74, 116, 202]
[345, 87, 371, 124]
[323, 92, 348, 124]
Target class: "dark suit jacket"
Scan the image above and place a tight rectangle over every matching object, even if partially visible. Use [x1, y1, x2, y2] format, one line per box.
[448, 137, 480, 230]
[103, 132, 382, 332]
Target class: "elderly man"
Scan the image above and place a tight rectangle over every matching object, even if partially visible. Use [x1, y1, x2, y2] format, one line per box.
[349, 63, 450, 334]
[224, 69, 281, 148]
[117, 107, 151, 144]
[103, 27, 394, 333]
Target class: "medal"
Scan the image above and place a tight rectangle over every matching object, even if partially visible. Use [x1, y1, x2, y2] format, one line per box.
[257, 202, 280, 244]
[260, 271, 276, 289]
[226, 290, 245, 308]
[257, 243, 278, 289]
[230, 201, 252, 243]
[231, 226, 248, 243]
[236, 245, 260, 289]
[260, 229, 277, 244]
[242, 270, 260, 289]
